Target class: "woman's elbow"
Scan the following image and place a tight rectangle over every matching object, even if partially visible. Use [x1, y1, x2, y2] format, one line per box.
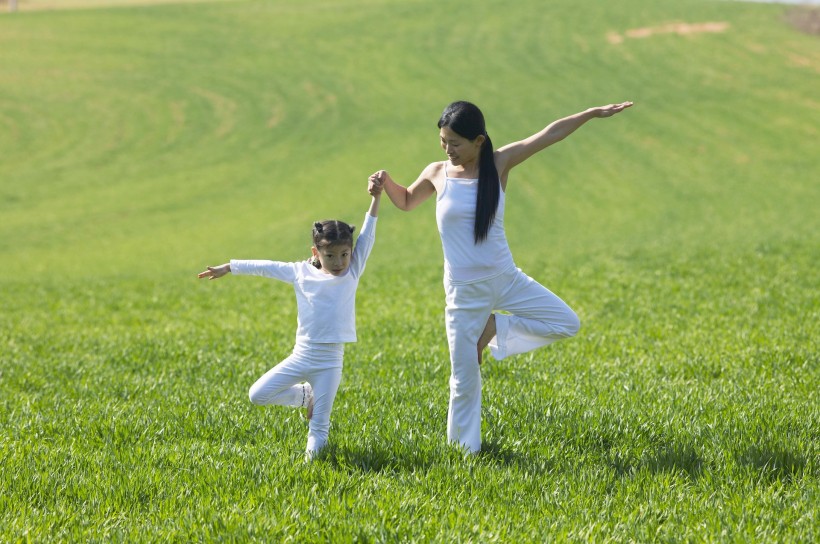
[394, 196, 417, 212]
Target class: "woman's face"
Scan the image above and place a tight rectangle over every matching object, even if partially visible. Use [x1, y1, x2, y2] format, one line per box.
[439, 126, 484, 167]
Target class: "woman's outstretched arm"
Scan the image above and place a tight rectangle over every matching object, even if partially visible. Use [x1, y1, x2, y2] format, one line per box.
[369, 163, 438, 212]
[495, 102, 633, 177]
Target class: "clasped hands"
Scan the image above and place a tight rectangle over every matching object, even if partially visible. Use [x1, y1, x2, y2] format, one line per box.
[368, 170, 385, 197]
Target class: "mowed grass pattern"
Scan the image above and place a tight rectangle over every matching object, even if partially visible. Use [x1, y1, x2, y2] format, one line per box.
[1, 0, 818, 541]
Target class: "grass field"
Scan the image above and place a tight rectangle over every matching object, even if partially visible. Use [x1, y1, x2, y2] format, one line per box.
[1, 0, 818, 541]
[2, 0, 232, 11]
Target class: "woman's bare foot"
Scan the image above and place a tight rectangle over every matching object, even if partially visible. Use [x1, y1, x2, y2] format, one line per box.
[477, 314, 496, 365]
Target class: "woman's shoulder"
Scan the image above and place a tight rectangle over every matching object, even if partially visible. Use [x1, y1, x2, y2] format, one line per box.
[422, 161, 447, 190]
[422, 161, 446, 176]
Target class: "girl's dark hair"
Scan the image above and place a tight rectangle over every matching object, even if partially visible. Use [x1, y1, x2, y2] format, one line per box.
[438, 101, 499, 243]
[311, 220, 356, 268]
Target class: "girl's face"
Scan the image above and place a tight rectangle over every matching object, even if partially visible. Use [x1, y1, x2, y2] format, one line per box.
[439, 126, 484, 167]
[312, 242, 352, 276]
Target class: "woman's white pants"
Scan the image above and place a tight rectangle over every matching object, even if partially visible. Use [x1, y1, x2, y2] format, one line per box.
[248, 342, 343, 456]
[444, 266, 580, 453]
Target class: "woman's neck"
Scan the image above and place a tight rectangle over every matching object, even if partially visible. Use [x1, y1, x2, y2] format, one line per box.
[447, 160, 479, 179]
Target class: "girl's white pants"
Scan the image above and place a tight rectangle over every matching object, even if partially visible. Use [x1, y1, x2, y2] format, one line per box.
[248, 342, 343, 456]
[444, 266, 580, 453]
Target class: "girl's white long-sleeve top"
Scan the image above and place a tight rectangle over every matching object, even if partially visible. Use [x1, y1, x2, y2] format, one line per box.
[230, 214, 377, 344]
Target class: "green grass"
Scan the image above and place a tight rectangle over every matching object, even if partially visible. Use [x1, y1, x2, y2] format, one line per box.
[1, 0, 818, 541]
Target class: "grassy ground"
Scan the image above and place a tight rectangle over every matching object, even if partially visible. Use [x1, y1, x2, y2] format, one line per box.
[2, 0, 231, 12]
[1, 0, 818, 541]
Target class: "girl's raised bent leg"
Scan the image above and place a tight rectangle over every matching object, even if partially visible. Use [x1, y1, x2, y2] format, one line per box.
[248, 353, 310, 407]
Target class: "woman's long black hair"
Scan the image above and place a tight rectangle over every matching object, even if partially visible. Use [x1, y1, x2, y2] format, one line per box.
[438, 101, 499, 243]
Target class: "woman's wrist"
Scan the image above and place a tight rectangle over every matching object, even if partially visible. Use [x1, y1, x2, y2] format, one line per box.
[585, 107, 600, 119]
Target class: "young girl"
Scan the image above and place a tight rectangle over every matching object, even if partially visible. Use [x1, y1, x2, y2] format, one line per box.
[370, 100, 632, 454]
[198, 189, 380, 459]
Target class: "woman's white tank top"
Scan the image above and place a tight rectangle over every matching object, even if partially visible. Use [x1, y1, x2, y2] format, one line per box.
[435, 166, 515, 284]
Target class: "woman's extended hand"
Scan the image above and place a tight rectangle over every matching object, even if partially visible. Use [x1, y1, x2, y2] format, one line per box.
[594, 101, 634, 118]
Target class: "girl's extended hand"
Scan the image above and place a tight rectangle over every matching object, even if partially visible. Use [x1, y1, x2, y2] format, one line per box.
[368, 170, 386, 196]
[197, 263, 230, 280]
[594, 101, 633, 118]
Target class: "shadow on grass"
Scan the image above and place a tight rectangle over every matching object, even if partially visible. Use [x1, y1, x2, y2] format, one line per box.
[318, 438, 551, 474]
[738, 445, 810, 484]
[643, 441, 704, 479]
[320, 442, 434, 474]
[609, 440, 705, 481]
[475, 439, 555, 472]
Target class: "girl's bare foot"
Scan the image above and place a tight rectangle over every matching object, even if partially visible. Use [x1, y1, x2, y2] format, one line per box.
[302, 383, 314, 420]
[477, 314, 496, 365]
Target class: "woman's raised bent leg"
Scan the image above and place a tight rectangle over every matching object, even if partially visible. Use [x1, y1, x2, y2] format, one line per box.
[489, 269, 580, 360]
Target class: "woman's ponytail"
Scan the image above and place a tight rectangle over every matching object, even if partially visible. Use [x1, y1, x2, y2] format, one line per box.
[474, 133, 499, 243]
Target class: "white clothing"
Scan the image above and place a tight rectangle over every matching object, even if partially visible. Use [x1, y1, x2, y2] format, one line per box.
[444, 267, 580, 453]
[436, 172, 515, 283]
[435, 169, 579, 453]
[248, 342, 344, 455]
[231, 213, 377, 455]
[231, 213, 377, 343]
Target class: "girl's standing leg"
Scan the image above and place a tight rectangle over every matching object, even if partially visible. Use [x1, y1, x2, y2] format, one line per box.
[248, 343, 343, 457]
[444, 279, 494, 454]
[302, 343, 344, 457]
[488, 268, 580, 361]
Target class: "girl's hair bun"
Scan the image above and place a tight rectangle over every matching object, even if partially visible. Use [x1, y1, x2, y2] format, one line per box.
[311, 219, 355, 250]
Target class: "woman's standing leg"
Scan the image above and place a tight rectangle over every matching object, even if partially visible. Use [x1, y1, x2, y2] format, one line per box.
[488, 268, 580, 361]
[444, 279, 494, 454]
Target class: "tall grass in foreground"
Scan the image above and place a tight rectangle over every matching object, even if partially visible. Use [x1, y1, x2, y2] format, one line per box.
[1, 0, 818, 541]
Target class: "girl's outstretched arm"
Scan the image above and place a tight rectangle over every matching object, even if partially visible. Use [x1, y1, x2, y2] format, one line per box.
[197, 263, 231, 280]
[369, 166, 436, 212]
[496, 101, 633, 178]
[367, 190, 381, 218]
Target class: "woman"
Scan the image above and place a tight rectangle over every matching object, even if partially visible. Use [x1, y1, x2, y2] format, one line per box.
[370, 100, 633, 453]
